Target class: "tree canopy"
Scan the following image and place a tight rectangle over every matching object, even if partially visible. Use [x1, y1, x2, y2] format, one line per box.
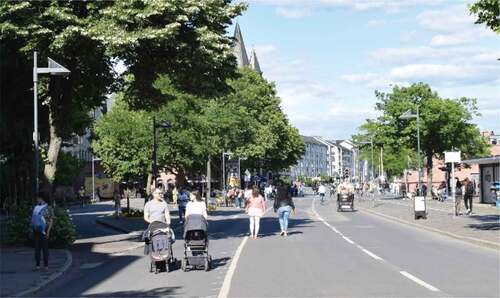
[1, 0, 246, 201]
[92, 68, 305, 186]
[354, 83, 489, 183]
[469, 0, 500, 33]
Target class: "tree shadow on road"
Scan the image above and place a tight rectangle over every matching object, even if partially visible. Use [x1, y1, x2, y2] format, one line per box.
[466, 214, 500, 230]
[84, 286, 182, 297]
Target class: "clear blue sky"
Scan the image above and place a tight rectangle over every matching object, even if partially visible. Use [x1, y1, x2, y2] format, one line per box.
[233, 0, 499, 139]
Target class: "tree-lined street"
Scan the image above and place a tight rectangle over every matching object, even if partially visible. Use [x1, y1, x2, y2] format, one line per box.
[34, 193, 499, 297]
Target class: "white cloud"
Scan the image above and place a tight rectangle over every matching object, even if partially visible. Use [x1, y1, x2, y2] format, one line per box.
[275, 7, 311, 18]
[400, 30, 417, 43]
[430, 33, 474, 46]
[247, 0, 443, 16]
[417, 4, 474, 33]
[367, 19, 386, 26]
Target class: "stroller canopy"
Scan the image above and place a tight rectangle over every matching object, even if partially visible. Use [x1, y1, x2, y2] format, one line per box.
[183, 214, 207, 238]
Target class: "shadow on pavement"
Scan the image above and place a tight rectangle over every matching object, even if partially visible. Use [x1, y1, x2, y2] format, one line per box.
[84, 286, 182, 297]
[466, 214, 500, 230]
[207, 217, 314, 240]
[210, 257, 231, 269]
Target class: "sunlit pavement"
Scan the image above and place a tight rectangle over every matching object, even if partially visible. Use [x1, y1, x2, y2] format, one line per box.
[37, 196, 499, 297]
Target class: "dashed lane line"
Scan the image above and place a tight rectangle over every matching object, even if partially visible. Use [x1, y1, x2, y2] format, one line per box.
[400, 271, 440, 292]
[311, 196, 444, 294]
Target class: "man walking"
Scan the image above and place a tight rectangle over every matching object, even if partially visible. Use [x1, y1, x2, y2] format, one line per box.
[31, 192, 54, 270]
[144, 187, 171, 225]
[177, 188, 189, 224]
[318, 183, 326, 203]
[463, 178, 475, 215]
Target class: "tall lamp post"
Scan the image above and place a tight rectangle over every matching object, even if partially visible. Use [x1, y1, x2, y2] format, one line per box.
[359, 136, 374, 181]
[152, 116, 171, 188]
[33, 51, 70, 195]
[400, 106, 422, 195]
[91, 156, 102, 202]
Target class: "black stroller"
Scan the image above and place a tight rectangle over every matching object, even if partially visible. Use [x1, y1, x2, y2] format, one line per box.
[181, 214, 211, 271]
[337, 193, 355, 212]
[144, 221, 176, 273]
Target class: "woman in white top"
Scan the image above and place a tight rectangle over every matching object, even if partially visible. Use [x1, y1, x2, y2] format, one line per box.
[185, 190, 208, 220]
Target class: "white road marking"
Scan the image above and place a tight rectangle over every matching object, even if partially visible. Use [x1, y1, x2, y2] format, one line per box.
[312, 197, 384, 262]
[360, 248, 384, 261]
[312, 196, 442, 293]
[342, 236, 355, 244]
[400, 271, 440, 292]
[217, 206, 273, 298]
[80, 262, 104, 269]
[217, 236, 249, 298]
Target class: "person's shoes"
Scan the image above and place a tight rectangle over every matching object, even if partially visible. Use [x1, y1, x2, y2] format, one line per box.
[35, 266, 40, 271]
[284, 231, 288, 237]
[43, 266, 49, 271]
[279, 231, 284, 236]
[179, 220, 183, 224]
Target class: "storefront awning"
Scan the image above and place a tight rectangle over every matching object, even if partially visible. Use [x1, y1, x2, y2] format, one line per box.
[462, 156, 500, 165]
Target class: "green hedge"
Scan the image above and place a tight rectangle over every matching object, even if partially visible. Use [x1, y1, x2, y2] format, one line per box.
[5, 206, 76, 248]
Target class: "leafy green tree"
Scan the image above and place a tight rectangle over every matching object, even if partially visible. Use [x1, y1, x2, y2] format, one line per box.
[469, 0, 500, 33]
[355, 83, 489, 190]
[1, 1, 116, 196]
[353, 121, 417, 179]
[54, 152, 85, 186]
[1, 0, 246, 202]
[94, 0, 247, 109]
[92, 95, 153, 183]
[224, 68, 305, 171]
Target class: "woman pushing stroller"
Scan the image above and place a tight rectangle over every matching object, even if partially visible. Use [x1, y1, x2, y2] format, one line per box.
[143, 187, 176, 273]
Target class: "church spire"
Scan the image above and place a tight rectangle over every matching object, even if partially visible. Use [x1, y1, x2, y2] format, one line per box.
[249, 48, 262, 75]
[233, 23, 249, 68]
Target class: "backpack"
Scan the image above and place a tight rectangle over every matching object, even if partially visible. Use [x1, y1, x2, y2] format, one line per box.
[31, 205, 47, 233]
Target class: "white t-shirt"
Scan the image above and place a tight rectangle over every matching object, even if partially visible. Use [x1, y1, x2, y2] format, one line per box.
[185, 201, 207, 219]
[318, 185, 326, 194]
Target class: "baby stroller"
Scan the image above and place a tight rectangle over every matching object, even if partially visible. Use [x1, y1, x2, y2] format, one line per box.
[337, 193, 355, 212]
[182, 214, 211, 271]
[144, 221, 176, 273]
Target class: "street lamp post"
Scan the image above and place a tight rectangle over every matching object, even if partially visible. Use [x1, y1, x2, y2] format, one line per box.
[151, 116, 171, 187]
[33, 51, 70, 195]
[400, 106, 422, 195]
[359, 136, 374, 181]
[92, 156, 102, 202]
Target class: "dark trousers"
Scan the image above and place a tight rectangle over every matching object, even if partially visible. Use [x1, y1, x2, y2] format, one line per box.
[34, 231, 49, 267]
[178, 205, 186, 222]
[464, 195, 473, 212]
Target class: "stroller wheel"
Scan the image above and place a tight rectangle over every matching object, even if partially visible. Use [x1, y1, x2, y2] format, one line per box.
[149, 262, 154, 273]
[181, 258, 187, 272]
[204, 258, 210, 271]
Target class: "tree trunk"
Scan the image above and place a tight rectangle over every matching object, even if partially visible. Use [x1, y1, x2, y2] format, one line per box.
[427, 155, 433, 199]
[176, 168, 188, 189]
[43, 111, 62, 196]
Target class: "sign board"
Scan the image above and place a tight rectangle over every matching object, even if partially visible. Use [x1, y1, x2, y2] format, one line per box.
[414, 196, 426, 212]
[445, 151, 461, 163]
[244, 169, 251, 182]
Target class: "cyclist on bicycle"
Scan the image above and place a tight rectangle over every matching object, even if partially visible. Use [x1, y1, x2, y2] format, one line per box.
[318, 184, 327, 203]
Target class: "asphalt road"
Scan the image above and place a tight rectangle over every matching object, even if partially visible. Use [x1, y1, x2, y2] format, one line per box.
[38, 196, 499, 297]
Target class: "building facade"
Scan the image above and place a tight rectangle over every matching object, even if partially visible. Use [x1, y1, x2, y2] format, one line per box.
[290, 136, 328, 178]
[314, 137, 341, 177]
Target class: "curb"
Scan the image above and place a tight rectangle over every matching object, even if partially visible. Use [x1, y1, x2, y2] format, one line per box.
[16, 249, 73, 297]
[357, 206, 500, 251]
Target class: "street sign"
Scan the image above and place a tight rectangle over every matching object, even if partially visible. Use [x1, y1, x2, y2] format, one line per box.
[444, 151, 461, 163]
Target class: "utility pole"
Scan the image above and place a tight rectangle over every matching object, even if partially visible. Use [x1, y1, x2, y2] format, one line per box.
[207, 156, 211, 203]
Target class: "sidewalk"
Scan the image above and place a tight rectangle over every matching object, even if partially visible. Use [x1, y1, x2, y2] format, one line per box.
[0, 247, 72, 297]
[356, 196, 500, 250]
